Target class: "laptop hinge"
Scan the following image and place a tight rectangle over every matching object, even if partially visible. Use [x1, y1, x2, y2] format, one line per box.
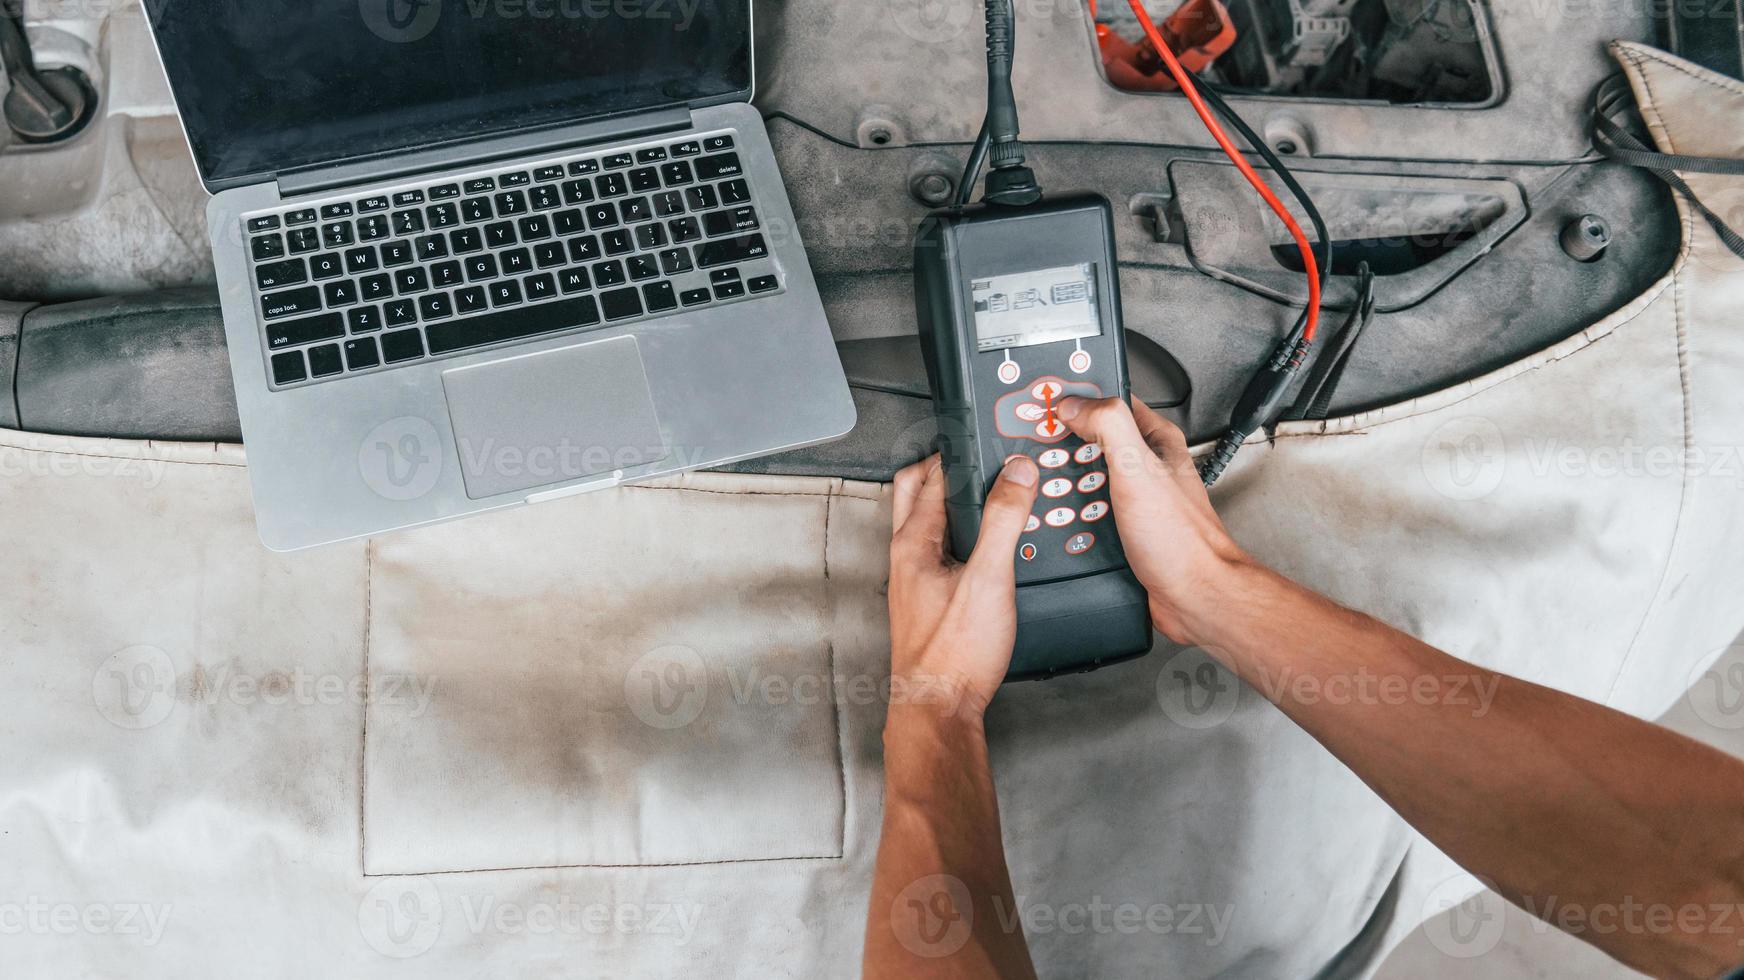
[275, 108, 694, 199]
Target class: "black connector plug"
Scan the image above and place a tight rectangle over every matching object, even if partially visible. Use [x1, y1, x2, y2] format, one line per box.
[1198, 335, 1311, 487]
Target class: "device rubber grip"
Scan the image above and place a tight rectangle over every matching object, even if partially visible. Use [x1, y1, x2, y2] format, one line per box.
[1007, 568, 1154, 681]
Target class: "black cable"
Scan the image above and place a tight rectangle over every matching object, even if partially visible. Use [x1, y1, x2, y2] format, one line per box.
[978, 0, 1040, 205]
[956, 120, 991, 206]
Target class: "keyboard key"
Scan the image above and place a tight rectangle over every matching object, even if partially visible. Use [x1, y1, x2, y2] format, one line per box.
[660, 161, 694, 186]
[620, 197, 651, 223]
[672, 140, 702, 157]
[696, 153, 743, 180]
[321, 202, 354, 220]
[251, 233, 285, 261]
[258, 283, 319, 319]
[345, 247, 379, 274]
[381, 240, 414, 266]
[602, 229, 632, 256]
[719, 179, 751, 205]
[703, 135, 735, 152]
[749, 274, 780, 293]
[586, 203, 619, 229]
[603, 152, 634, 169]
[568, 159, 600, 176]
[658, 248, 693, 275]
[381, 329, 424, 363]
[310, 252, 344, 279]
[533, 165, 565, 181]
[465, 255, 499, 281]
[395, 267, 430, 294]
[419, 292, 454, 320]
[322, 222, 354, 248]
[554, 208, 587, 235]
[462, 197, 493, 222]
[710, 267, 742, 284]
[695, 233, 768, 267]
[393, 189, 426, 207]
[643, 281, 677, 313]
[530, 185, 560, 210]
[714, 280, 746, 300]
[247, 215, 281, 233]
[356, 216, 389, 241]
[255, 258, 307, 289]
[654, 191, 686, 217]
[593, 260, 626, 286]
[348, 305, 382, 333]
[628, 167, 660, 193]
[567, 235, 600, 262]
[703, 206, 760, 238]
[392, 209, 424, 235]
[431, 260, 463, 288]
[558, 267, 591, 293]
[669, 217, 702, 243]
[636, 146, 668, 163]
[501, 247, 532, 274]
[385, 299, 418, 326]
[534, 242, 566, 268]
[562, 179, 595, 206]
[265, 310, 343, 347]
[426, 203, 460, 228]
[627, 255, 659, 281]
[425, 294, 601, 355]
[360, 274, 393, 300]
[685, 185, 719, 211]
[485, 221, 517, 248]
[524, 273, 556, 300]
[324, 280, 358, 307]
[489, 280, 523, 307]
[595, 173, 628, 198]
[498, 170, 530, 187]
[270, 351, 306, 385]
[308, 343, 344, 378]
[344, 336, 381, 370]
[494, 190, 528, 216]
[416, 234, 448, 260]
[360, 273, 393, 300]
[455, 286, 488, 314]
[518, 215, 552, 240]
[428, 183, 461, 200]
[450, 227, 483, 253]
[285, 208, 318, 226]
[679, 287, 711, 306]
[359, 195, 391, 212]
[600, 287, 643, 321]
[463, 177, 495, 194]
[635, 223, 667, 250]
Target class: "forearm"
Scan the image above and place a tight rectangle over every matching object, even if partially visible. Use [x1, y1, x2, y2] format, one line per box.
[864, 709, 1037, 980]
[1186, 561, 1744, 978]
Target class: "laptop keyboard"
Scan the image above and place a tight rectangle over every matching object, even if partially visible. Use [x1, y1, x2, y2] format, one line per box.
[242, 133, 782, 388]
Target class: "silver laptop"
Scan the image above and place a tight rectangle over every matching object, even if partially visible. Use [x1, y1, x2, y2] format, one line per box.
[142, 0, 854, 551]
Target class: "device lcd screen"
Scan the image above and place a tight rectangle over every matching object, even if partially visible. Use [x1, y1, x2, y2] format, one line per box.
[143, 0, 752, 186]
[971, 263, 1103, 353]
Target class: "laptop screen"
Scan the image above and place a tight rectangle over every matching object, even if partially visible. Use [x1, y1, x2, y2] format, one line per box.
[144, 0, 752, 187]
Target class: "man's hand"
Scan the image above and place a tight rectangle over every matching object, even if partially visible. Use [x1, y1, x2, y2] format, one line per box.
[1055, 396, 1251, 646]
[887, 453, 1040, 719]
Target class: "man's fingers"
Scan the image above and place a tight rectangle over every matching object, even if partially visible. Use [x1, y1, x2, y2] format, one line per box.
[891, 457, 933, 535]
[893, 458, 950, 560]
[1057, 396, 1165, 485]
[965, 456, 1039, 578]
[1130, 398, 1204, 490]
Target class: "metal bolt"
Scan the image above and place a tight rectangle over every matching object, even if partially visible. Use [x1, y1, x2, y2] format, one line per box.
[1560, 214, 1611, 262]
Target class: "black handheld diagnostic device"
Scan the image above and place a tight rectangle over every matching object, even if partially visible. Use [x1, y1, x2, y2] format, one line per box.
[914, 193, 1154, 680]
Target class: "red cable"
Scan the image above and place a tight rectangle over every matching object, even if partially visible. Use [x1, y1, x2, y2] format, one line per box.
[1122, 0, 1322, 342]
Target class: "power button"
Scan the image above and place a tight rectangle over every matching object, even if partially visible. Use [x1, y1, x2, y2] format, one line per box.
[1019, 542, 1038, 562]
[1069, 349, 1092, 374]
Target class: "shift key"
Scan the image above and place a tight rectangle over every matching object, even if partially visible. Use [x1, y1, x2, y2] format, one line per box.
[266, 311, 345, 349]
[694, 233, 768, 268]
[261, 285, 322, 319]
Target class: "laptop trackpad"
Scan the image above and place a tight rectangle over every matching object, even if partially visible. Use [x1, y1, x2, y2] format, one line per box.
[442, 336, 669, 500]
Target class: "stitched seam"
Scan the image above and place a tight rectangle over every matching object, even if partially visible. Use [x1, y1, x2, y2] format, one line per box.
[1622, 43, 1744, 99]
[823, 488, 849, 859]
[359, 538, 374, 874]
